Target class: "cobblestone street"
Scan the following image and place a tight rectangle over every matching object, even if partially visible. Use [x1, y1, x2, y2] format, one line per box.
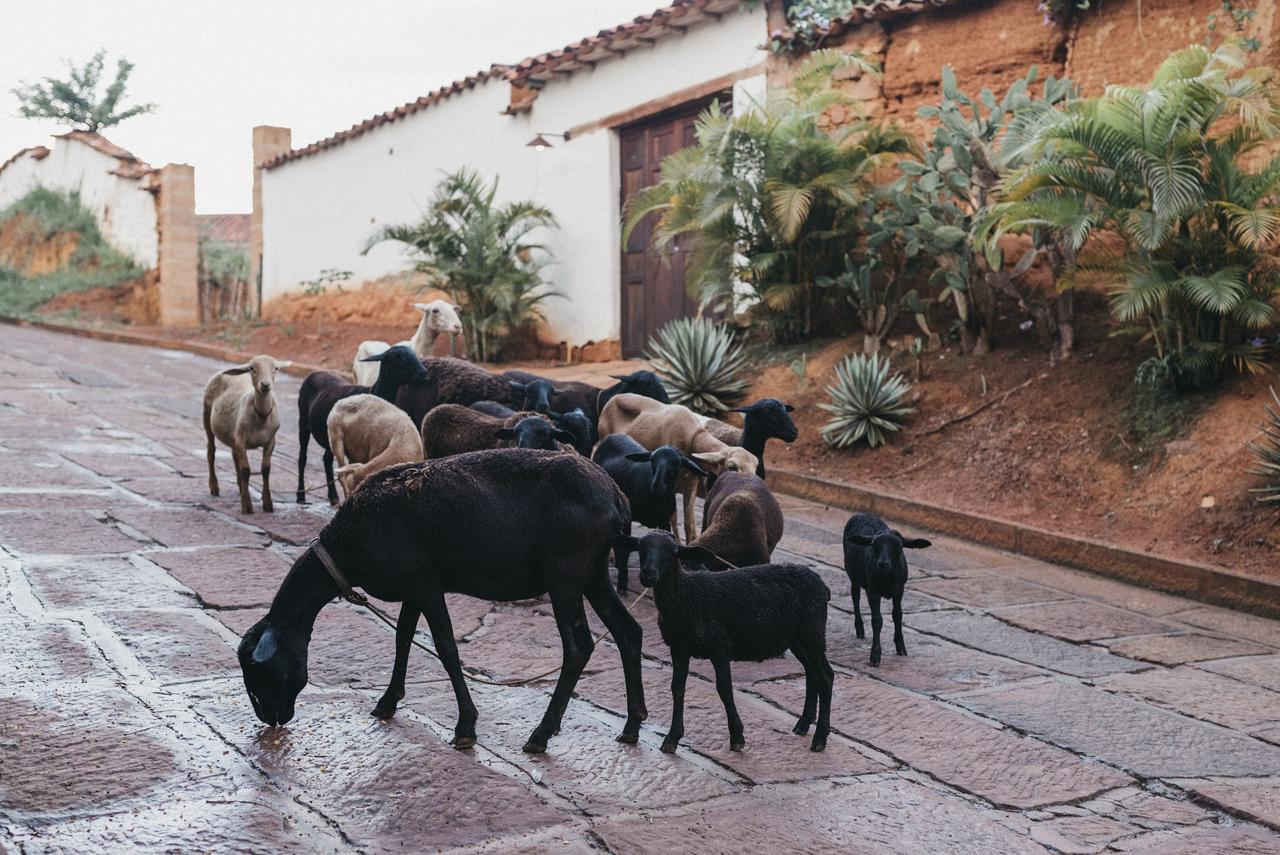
[2, 324, 1279, 853]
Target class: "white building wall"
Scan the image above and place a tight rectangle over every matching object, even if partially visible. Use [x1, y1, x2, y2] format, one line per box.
[0, 140, 158, 268]
[261, 4, 767, 346]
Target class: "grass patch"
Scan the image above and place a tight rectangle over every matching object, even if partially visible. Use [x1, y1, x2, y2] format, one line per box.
[1104, 382, 1215, 467]
[0, 187, 144, 318]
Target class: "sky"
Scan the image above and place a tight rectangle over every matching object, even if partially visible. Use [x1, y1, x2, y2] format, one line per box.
[0, 0, 664, 214]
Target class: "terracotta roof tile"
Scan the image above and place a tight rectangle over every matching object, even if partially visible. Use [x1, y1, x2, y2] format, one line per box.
[53, 130, 157, 180]
[0, 145, 50, 178]
[260, 65, 509, 171]
[197, 213, 252, 245]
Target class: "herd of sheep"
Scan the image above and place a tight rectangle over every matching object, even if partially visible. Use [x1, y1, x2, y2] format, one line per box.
[202, 302, 933, 755]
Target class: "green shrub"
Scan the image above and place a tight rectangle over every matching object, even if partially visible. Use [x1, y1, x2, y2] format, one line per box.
[1249, 386, 1280, 503]
[645, 317, 748, 415]
[819, 353, 915, 448]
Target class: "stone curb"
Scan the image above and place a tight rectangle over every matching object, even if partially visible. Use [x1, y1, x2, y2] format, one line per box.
[766, 469, 1280, 620]
[0, 315, 347, 381]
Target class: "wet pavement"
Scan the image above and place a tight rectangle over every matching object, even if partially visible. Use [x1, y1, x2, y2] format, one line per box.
[2, 323, 1279, 853]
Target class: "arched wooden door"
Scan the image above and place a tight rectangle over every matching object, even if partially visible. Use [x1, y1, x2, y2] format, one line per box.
[619, 97, 723, 358]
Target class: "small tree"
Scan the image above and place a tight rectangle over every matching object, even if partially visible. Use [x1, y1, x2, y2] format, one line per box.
[13, 50, 156, 133]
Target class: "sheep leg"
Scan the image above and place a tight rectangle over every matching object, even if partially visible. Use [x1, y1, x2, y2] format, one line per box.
[868, 591, 884, 667]
[851, 582, 865, 639]
[811, 649, 834, 752]
[892, 595, 907, 656]
[789, 644, 818, 736]
[612, 542, 631, 594]
[322, 449, 339, 507]
[661, 653, 690, 754]
[585, 573, 647, 742]
[260, 437, 275, 513]
[232, 445, 254, 514]
[420, 594, 478, 749]
[669, 511, 682, 545]
[524, 591, 593, 754]
[683, 490, 698, 544]
[203, 404, 219, 497]
[372, 604, 421, 720]
[711, 657, 745, 751]
[295, 419, 309, 504]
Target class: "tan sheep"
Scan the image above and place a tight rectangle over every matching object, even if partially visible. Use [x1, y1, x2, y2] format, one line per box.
[203, 355, 291, 514]
[598, 393, 758, 543]
[326, 394, 424, 500]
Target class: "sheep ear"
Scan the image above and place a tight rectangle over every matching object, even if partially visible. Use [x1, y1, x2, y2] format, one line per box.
[611, 534, 640, 550]
[494, 428, 516, 439]
[609, 374, 629, 381]
[336, 463, 359, 475]
[624, 452, 652, 462]
[251, 628, 278, 664]
[681, 457, 709, 478]
[677, 545, 717, 566]
[784, 403, 796, 412]
[552, 429, 575, 443]
[359, 352, 386, 363]
[412, 302, 431, 312]
[729, 401, 759, 414]
[846, 534, 876, 547]
[691, 452, 723, 466]
[222, 363, 253, 375]
[274, 360, 292, 370]
[509, 381, 527, 393]
[901, 537, 932, 549]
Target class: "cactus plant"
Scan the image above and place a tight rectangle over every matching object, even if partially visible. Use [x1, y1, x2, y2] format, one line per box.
[819, 353, 915, 449]
[1248, 386, 1280, 503]
[645, 317, 749, 415]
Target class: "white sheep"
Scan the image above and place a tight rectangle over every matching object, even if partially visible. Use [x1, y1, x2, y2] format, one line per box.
[326, 394, 425, 500]
[203, 355, 291, 514]
[353, 300, 463, 385]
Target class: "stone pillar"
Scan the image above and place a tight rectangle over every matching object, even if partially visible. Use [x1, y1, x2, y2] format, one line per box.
[250, 126, 292, 316]
[155, 163, 199, 327]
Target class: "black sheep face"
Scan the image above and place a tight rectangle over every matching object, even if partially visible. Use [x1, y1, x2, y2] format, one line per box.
[362, 345, 431, 386]
[846, 531, 932, 582]
[495, 417, 574, 450]
[509, 379, 559, 414]
[733, 398, 798, 442]
[238, 621, 309, 727]
[628, 530, 710, 587]
[613, 370, 670, 404]
[625, 445, 707, 506]
[550, 408, 593, 455]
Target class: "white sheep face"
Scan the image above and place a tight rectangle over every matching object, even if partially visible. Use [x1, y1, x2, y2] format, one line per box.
[414, 300, 463, 336]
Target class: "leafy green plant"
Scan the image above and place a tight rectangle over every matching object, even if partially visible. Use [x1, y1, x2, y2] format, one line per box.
[819, 353, 916, 448]
[13, 50, 156, 132]
[198, 237, 251, 321]
[366, 167, 557, 362]
[645, 317, 749, 414]
[991, 40, 1280, 390]
[623, 50, 914, 342]
[1248, 386, 1280, 502]
[297, 268, 352, 296]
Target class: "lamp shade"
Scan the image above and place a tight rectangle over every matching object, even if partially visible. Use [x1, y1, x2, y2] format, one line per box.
[526, 134, 553, 151]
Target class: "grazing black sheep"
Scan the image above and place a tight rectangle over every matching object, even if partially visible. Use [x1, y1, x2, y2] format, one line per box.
[548, 407, 593, 456]
[239, 449, 647, 753]
[842, 513, 932, 666]
[295, 346, 429, 506]
[592, 434, 707, 593]
[702, 398, 798, 478]
[398, 358, 557, 427]
[619, 530, 832, 753]
[690, 471, 784, 570]
[503, 369, 669, 443]
[421, 405, 571, 459]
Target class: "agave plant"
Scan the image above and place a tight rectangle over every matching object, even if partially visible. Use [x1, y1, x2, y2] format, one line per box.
[819, 353, 915, 449]
[645, 317, 748, 415]
[1248, 386, 1280, 503]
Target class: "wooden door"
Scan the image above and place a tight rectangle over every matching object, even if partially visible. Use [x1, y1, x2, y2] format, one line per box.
[620, 99, 718, 358]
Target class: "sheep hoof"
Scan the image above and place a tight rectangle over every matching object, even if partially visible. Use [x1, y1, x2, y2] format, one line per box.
[869, 653, 881, 667]
[295, 494, 307, 505]
[616, 731, 639, 745]
[792, 720, 811, 736]
[810, 739, 827, 753]
[262, 502, 274, 513]
[730, 740, 745, 752]
[209, 486, 219, 497]
[241, 505, 255, 516]
[371, 701, 397, 720]
[451, 735, 477, 750]
[660, 739, 679, 754]
[854, 628, 865, 639]
[521, 738, 547, 754]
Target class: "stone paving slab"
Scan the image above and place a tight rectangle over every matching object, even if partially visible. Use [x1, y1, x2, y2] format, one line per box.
[22, 555, 199, 611]
[1100, 666, 1280, 740]
[956, 679, 1280, 777]
[992, 600, 1180, 642]
[148, 546, 295, 609]
[1113, 824, 1280, 853]
[914, 573, 1074, 608]
[1103, 633, 1274, 666]
[1170, 606, 1280, 647]
[0, 510, 143, 556]
[1170, 777, 1280, 831]
[1199, 653, 1280, 693]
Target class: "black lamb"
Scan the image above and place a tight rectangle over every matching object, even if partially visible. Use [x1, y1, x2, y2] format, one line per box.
[619, 530, 833, 753]
[592, 434, 707, 593]
[295, 345, 429, 506]
[503, 369, 669, 444]
[398, 358, 557, 427]
[471, 401, 592, 456]
[421, 405, 571, 458]
[842, 513, 932, 666]
[702, 398, 798, 478]
[239, 449, 647, 753]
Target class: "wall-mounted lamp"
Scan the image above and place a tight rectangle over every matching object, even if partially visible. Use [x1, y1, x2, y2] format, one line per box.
[526, 130, 571, 151]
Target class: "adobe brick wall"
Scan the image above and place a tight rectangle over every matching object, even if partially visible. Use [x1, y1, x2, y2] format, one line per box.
[155, 164, 199, 327]
[250, 126, 292, 317]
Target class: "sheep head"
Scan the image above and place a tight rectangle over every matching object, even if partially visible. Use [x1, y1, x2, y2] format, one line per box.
[616, 530, 713, 588]
[495, 416, 574, 450]
[238, 619, 309, 727]
[611, 370, 670, 404]
[223, 355, 292, 398]
[732, 398, 798, 442]
[845, 530, 932, 581]
[691, 447, 758, 477]
[509, 379, 559, 414]
[413, 300, 463, 336]
[624, 445, 707, 502]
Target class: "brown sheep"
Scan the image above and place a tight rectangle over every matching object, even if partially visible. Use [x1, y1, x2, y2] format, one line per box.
[420, 404, 573, 459]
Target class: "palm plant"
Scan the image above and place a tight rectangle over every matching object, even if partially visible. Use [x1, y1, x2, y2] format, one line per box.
[365, 168, 557, 362]
[623, 50, 914, 341]
[1249, 386, 1280, 503]
[989, 40, 1280, 389]
[819, 353, 915, 448]
[645, 317, 748, 414]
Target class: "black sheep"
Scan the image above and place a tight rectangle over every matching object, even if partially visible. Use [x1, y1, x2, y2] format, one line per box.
[592, 434, 707, 593]
[618, 530, 833, 753]
[398, 358, 557, 427]
[702, 398, 798, 478]
[295, 346, 429, 506]
[842, 513, 932, 666]
[548, 407, 593, 456]
[421, 405, 571, 458]
[239, 449, 647, 753]
[495, 416, 576, 451]
[503, 369, 669, 444]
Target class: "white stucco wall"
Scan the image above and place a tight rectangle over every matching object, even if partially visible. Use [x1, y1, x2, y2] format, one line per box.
[260, 3, 767, 346]
[0, 139, 158, 268]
